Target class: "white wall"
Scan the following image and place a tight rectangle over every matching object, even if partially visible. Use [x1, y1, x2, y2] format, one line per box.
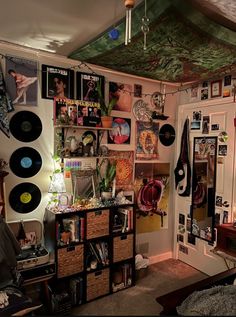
[0, 42, 178, 260]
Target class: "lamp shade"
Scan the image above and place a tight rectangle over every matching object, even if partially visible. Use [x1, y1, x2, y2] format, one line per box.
[48, 172, 66, 193]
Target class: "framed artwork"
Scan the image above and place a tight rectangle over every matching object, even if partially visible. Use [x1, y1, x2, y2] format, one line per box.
[108, 150, 134, 188]
[109, 81, 132, 112]
[108, 117, 131, 144]
[76, 72, 104, 102]
[136, 121, 159, 160]
[211, 80, 222, 98]
[41, 64, 74, 99]
[5, 55, 38, 106]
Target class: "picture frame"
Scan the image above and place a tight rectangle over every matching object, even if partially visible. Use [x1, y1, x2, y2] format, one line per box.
[211, 80, 222, 98]
[76, 72, 105, 102]
[41, 64, 74, 99]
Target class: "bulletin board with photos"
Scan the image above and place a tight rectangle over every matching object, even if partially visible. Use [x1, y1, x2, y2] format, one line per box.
[54, 97, 101, 127]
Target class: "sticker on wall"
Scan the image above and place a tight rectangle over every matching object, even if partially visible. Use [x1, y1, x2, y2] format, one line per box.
[9, 111, 42, 142]
[216, 195, 223, 207]
[218, 131, 228, 143]
[9, 147, 42, 178]
[190, 121, 200, 130]
[201, 89, 208, 100]
[9, 182, 41, 213]
[177, 234, 184, 243]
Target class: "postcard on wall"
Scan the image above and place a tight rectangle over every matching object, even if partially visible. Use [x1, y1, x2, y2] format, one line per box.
[109, 81, 132, 112]
[41, 64, 74, 100]
[135, 121, 159, 160]
[108, 117, 131, 144]
[76, 72, 104, 102]
[5, 55, 38, 106]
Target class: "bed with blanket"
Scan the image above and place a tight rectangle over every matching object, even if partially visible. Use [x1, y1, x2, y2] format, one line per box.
[156, 267, 236, 316]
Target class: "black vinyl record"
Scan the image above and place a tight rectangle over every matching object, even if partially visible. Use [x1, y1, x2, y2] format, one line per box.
[9, 111, 42, 142]
[9, 182, 41, 213]
[159, 124, 175, 146]
[9, 147, 42, 178]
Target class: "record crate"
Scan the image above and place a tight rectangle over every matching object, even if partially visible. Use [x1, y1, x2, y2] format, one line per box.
[86, 209, 109, 239]
[57, 244, 84, 278]
[86, 268, 110, 301]
[113, 234, 134, 263]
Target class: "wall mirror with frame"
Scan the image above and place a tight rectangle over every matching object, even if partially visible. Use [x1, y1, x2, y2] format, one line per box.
[191, 136, 217, 242]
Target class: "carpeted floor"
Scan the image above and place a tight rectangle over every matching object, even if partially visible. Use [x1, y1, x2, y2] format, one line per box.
[71, 258, 208, 316]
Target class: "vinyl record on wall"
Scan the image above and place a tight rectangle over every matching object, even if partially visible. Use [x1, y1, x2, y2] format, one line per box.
[9, 147, 42, 178]
[9, 182, 41, 213]
[9, 111, 42, 142]
[159, 124, 175, 146]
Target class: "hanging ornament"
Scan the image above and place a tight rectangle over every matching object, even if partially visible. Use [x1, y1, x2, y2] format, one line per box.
[141, 0, 150, 50]
[124, 0, 135, 45]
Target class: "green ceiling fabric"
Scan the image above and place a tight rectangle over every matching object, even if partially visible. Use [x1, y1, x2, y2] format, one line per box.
[69, 0, 236, 83]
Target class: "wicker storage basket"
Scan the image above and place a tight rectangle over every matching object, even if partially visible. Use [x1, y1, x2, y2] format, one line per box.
[113, 234, 134, 263]
[86, 209, 109, 239]
[57, 244, 84, 278]
[86, 268, 110, 301]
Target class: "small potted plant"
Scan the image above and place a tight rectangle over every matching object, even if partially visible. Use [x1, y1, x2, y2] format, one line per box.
[97, 158, 116, 200]
[96, 80, 118, 128]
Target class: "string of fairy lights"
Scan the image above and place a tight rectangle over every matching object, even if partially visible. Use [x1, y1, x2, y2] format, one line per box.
[1, 52, 235, 99]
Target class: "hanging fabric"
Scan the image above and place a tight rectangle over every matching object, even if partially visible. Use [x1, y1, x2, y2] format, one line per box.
[174, 117, 191, 196]
[0, 63, 14, 138]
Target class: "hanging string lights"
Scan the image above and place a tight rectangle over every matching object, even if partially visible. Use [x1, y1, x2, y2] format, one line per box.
[124, 0, 135, 45]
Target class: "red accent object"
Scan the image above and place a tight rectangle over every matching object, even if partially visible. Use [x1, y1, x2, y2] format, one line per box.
[234, 117, 236, 127]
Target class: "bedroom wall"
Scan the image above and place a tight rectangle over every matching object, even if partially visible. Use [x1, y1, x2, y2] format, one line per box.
[0, 41, 178, 262]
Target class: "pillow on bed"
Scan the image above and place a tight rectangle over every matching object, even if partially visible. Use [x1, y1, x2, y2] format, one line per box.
[176, 284, 236, 316]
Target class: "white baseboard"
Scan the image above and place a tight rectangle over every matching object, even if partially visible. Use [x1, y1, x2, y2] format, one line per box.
[149, 251, 173, 265]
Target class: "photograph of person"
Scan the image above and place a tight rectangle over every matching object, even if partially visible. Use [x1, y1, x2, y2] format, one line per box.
[6, 56, 38, 106]
[42, 64, 74, 100]
[109, 81, 132, 112]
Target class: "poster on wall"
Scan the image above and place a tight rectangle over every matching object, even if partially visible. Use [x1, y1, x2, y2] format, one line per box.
[108, 117, 131, 144]
[108, 150, 134, 189]
[5, 55, 38, 106]
[41, 64, 74, 100]
[135, 121, 159, 160]
[76, 72, 104, 102]
[109, 81, 132, 112]
[134, 162, 170, 233]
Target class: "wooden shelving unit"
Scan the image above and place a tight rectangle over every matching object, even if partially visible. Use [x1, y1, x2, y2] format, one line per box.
[44, 203, 135, 308]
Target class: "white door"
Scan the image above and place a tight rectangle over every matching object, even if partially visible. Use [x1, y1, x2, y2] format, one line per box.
[174, 101, 236, 275]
